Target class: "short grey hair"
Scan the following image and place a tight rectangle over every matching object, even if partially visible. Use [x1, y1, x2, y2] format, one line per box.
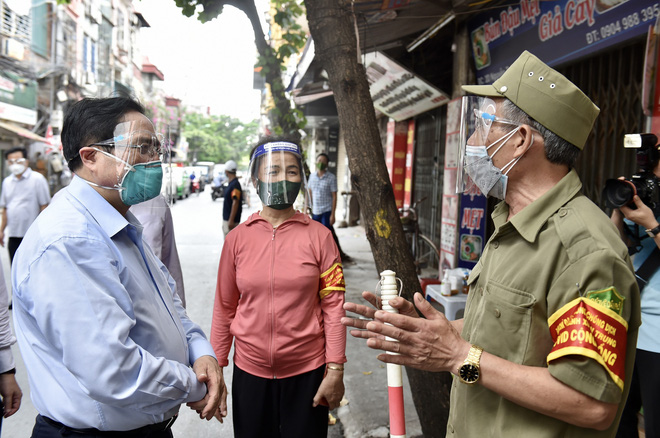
[499, 99, 580, 167]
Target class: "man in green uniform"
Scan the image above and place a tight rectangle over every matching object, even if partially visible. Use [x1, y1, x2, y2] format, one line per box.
[342, 51, 641, 437]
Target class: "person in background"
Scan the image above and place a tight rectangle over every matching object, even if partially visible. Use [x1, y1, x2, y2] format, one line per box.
[0, 256, 21, 433]
[211, 137, 346, 437]
[343, 51, 640, 438]
[611, 160, 660, 438]
[12, 96, 221, 437]
[307, 153, 352, 263]
[131, 194, 186, 307]
[222, 160, 242, 236]
[0, 147, 50, 265]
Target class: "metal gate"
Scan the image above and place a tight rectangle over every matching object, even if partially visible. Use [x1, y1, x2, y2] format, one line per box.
[558, 40, 646, 209]
[413, 107, 446, 244]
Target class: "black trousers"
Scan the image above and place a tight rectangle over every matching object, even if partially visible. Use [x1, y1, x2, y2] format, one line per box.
[616, 349, 660, 438]
[232, 364, 328, 438]
[7, 237, 22, 265]
[31, 415, 174, 438]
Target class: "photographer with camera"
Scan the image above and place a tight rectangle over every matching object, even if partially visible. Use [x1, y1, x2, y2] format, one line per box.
[608, 134, 660, 438]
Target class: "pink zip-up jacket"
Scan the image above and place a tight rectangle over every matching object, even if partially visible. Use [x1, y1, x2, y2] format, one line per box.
[211, 211, 347, 379]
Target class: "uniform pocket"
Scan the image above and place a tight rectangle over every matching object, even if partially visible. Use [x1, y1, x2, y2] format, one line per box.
[472, 281, 535, 364]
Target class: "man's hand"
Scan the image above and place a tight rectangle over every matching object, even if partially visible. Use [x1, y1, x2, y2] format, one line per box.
[0, 373, 21, 417]
[342, 291, 419, 338]
[330, 213, 335, 226]
[620, 195, 659, 230]
[312, 367, 344, 410]
[228, 220, 236, 230]
[0, 230, 5, 248]
[347, 292, 469, 374]
[186, 356, 223, 421]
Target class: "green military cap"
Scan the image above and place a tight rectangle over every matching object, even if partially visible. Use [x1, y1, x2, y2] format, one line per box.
[462, 50, 600, 149]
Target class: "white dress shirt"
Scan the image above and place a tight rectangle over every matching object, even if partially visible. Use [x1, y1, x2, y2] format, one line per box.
[0, 167, 50, 237]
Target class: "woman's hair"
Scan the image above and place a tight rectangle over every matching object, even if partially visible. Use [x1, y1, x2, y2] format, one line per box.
[62, 96, 145, 172]
[499, 99, 580, 167]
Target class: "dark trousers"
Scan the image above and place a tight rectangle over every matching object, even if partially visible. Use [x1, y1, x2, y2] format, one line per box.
[7, 237, 22, 265]
[232, 364, 328, 438]
[616, 349, 660, 438]
[31, 415, 174, 438]
[312, 212, 345, 256]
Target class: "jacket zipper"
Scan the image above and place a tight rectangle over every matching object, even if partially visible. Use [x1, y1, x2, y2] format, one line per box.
[270, 226, 277, 378]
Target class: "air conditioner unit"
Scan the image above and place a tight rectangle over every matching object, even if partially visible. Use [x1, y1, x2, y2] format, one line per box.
[1, 37, 25, 61]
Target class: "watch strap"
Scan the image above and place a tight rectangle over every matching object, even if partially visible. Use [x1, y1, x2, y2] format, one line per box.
[466, 345, 483, 366]
[646, 224, 660, 237]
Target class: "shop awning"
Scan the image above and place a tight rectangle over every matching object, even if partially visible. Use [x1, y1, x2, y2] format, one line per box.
[0, 121, 48, 143]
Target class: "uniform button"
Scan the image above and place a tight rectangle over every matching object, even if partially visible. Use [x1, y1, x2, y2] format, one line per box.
[479, 287, 484, 296]
[559, 209, 567, 217]
[494, 309, 501, 318]
[499, 85, 508, 93]
[492, 241, 499, 249]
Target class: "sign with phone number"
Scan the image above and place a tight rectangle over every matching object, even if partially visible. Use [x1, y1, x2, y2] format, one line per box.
[468, 0, 659, 85]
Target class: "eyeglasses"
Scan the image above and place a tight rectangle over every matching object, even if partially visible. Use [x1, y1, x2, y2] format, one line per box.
[7, 158, 26, 165]
[473, 109, 519, 128]
[89, 132, 165, 159]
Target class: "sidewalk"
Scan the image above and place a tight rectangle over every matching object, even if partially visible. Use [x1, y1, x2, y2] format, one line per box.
[333, 225, 423, 438]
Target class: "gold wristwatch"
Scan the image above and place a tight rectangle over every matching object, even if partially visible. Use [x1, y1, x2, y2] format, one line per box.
[458, 345, 483, 384]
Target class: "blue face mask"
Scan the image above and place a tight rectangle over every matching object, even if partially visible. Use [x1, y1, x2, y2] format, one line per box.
[464, 127, 521, 200]
[119, 161, 163, 205]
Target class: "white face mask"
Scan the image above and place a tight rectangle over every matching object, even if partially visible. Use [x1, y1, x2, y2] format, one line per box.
[9, 163, 26, 176]
[464, 127, 523, 200]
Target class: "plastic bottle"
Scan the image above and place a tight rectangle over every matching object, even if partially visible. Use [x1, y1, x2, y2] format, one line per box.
[441, 271, 451, 296]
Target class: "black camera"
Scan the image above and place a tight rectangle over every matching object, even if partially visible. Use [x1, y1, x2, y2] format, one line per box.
[603, 133, 660, 215]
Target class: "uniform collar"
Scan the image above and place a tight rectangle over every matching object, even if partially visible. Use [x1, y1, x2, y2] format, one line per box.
[66, 175, 133, 238]
[493, 169, 582, 243]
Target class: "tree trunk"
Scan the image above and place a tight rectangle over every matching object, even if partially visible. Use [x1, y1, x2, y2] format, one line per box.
[238, 0, 300, 136]
[304, 0, 452, 436]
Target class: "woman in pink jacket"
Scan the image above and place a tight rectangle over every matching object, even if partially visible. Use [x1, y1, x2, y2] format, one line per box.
[210, 137, 346, 437]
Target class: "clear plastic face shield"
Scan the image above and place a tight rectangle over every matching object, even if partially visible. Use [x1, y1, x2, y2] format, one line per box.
[456, 96, 522, 198]
[88, 118, 172, 206]
[248, 141, 306, 210]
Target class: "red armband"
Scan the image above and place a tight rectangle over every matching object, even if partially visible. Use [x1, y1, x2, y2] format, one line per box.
[547, 291, 628, 390]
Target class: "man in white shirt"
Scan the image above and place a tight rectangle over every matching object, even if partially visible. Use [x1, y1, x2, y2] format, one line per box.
[0, 147, 50, 264]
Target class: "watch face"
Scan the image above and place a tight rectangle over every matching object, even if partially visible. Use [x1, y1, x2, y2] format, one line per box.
[460, 364, 480, 383]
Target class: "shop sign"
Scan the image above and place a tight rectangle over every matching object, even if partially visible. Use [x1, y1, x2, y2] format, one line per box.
[364, 52, 450, 121]
[468, 0, 658, 84]
[0, 71, 37, 111]
[0, 101, 37, 125]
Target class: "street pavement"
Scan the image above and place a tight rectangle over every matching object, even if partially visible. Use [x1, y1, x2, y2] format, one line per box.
[1, 187, 422, 437]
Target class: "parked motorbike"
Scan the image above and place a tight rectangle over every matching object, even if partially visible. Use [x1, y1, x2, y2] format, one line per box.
[211, 182, 227, 201]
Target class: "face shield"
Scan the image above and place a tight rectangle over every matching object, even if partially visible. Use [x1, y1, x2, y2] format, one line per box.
[89, 120, 170, 206]
[248, 141, 306, 210]
[456, 96, 521, 197]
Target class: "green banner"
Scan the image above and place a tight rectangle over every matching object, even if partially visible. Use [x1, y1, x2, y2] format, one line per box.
[0, 71, 37, 110]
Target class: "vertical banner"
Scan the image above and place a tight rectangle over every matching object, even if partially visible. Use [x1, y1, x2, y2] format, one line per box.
[440, 99, 461, 273]
[385, 120, 409, 208]
[404, 120, 415, 209]
[458, 188, 487, 269]
[647, 13, 660, 133]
